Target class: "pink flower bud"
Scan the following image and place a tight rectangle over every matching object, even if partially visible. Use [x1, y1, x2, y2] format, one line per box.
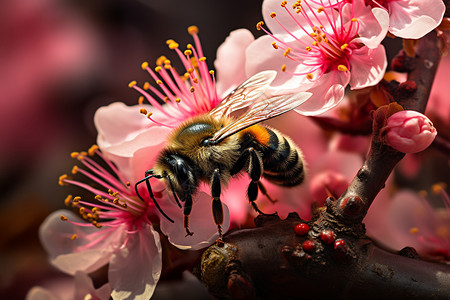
[386, 110, 437, 153]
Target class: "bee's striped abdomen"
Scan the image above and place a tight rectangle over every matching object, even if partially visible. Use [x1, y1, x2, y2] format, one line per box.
[260, 127, 305, 186]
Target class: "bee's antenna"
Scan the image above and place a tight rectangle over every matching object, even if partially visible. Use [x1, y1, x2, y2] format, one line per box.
[135, 174, 175, 223]
[162, 172, 182, 208]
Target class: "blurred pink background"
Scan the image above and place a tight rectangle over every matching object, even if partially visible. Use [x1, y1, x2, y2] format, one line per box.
[0, 0, 262, 298]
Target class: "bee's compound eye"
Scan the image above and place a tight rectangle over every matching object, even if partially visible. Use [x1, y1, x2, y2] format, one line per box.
[201, 138, 210, 147]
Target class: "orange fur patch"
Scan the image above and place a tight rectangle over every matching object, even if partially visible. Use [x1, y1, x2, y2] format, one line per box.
[244, 125, 270, 146]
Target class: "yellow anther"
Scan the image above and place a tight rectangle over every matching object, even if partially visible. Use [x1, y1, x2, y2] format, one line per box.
[156, 80, 163, 85]
[95, 195, 102, 200]
[338, 65, 348, 72]
[188, 25, 199, 35]
[71, 234, 78, 240]
[306, 73, 314, 80]
[284, 48, 291, 57]
[64, 195, 73, 206]
[60, 215, 68, 221]
[140, 108, 148, 115]
[156, 56, 167, 66]
[281, 0, 287, 7]
[432, 183, 447, 195]
[209, 70, 215, 75]
[80, 151, 87, 156]
[351, 18, 358, 22]
[317, 6, 324, 13]
[147, 112, 153, 119]
[143, 82, 150, 90]
[184, 73, 190, 79]
[272, 42, 279, 49]
[58, 174, 68, 186]
[296, 8, 302, 13]
[93, 221, 102, 228]
[88, 145, 98, 156]
[163, 96, 169, 102]
[166, 39, 175, 45]
[71, 166, 78, 174]
[193, 78, 199, 83]
[190, 87, 195, 93]
[184, 49, 192, 56]
[340, 43, 348, 50]
[256, 21, 264, 31]
[128, 81, 137, 88]
[310, 32, 317, 37]
[113, 198, 119, 204]
[168, 41, 179, 49]
[79, 207, 85, 214]
[155, 66, 162, 73]
[70, 152, 79, 158]
[305, 46, 312, 51]
[141, 61, 149, 70]
[73, 196, 81, 203]
[164, 64, 171, 70]
[164, 59, 171, 65]
[199, 57, 207, 62]
[281, 64, 287, 72]
[312, 41, 319, 46]
[409, 227, 419, 234]
[187, 68, 194, 74]
[126, 182, 131, 186]
[138, 96, 144, 105]
[176, 98, 181, 103]
[270, 12, 277, 18]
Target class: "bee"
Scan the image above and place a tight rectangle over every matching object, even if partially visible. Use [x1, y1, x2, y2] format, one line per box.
[135, 71, 311, 238]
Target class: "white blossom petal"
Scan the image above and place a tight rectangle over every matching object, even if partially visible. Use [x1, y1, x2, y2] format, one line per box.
[39, 210, 126, 275]
[109, 224, 162, 300]
[215, 29, 255, 97]
[160, 190, 231, 250]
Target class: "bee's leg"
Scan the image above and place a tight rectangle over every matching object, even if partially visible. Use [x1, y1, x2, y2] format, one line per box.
[257, 181, 278, 203]
[183, 193, 194, 237]
[247, 148, 277, 216]
[211, 168, 224, 243]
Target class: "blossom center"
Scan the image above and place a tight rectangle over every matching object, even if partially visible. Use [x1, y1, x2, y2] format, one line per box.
[259, 0, 361, 80]
[58, 145, 154, 232]
[128, 26, 220, 128]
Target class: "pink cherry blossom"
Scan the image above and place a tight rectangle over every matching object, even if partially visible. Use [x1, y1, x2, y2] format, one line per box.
[41, 146, 229, 300]
[366, 186, 450, 260]
[214, 28, 256, 97]
[246, 0, 387, 115]
[26, 271, 111, 300]
[385, 110, 437, 153]
[357, 0, 445, 39]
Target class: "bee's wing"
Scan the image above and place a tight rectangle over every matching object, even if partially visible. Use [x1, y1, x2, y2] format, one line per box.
[210, 92, 312, 144]
[209, 70, 277, 119]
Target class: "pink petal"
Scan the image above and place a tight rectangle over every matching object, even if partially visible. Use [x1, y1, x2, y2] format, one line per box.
[159, 190, 231, 250]
[245, 35, 308, 90]
[294, 71, 350, 116]
[95, 102, 151, 149]
[26, 287, 59, 300]
[39, 210, 126, 275]
[109, 224, 162, 300]
[349, 44, 387, 90]
[215, 29, 255, 97]
[73, 271, 111, 300]
[349, 5, 389, 49]
[387, 0, 445, 39]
